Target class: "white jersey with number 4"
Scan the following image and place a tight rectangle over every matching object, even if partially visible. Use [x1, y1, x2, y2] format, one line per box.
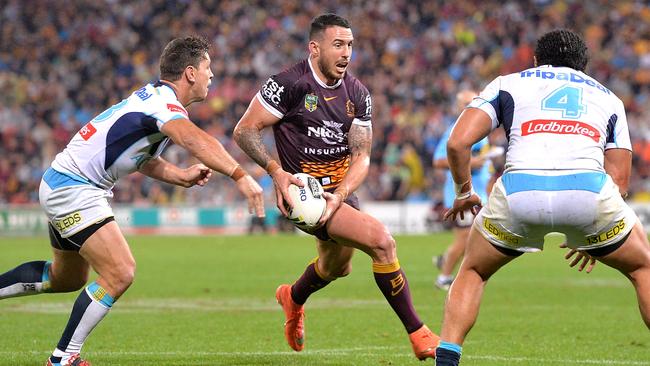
[468, 65, 637, 252]
[51, 82, 188, 191]
[469, 65, 631, 173]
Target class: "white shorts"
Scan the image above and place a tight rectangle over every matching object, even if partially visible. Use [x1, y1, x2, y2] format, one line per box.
[474, 171, 637, 252]
[39, 168, 114, 238]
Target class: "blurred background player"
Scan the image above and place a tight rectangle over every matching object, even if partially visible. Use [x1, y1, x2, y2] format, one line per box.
[234, 14, 439, 360]
[0, 36, 264, 366]
[437, 29, 650, 366]
[432, 90, 493, 290]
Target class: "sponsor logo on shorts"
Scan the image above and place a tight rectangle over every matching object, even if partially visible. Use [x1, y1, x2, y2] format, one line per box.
[53, 212, 82, 232]
[483, 218, 520, 245]
[390, 273, 405, 296]
[166, 103, 187, 117]
[521, 119, 600, 142]
[79, 123, 97, 141]
[586, 219, 626, 244]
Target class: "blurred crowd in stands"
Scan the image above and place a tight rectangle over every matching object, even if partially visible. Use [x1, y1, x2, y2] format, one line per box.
[2, 0, 650, 208]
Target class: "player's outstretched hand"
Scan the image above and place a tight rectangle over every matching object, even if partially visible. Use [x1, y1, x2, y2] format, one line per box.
[183, 164, 212, 187]
[235, 174, 265, 218]
[560, 242, 596, 273]
[317, 191, 343, 227]
[443, 194, 482, 222]
[270, 169, 304, 216]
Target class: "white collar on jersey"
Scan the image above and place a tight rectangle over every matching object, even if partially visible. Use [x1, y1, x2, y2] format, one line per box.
[155, 80, 180, 100]
[308, 55, 343, 89]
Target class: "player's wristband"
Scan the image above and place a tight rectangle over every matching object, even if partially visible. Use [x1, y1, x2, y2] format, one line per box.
[265, 160, 281, 175]
[456, 187, 475, 201]
[229, 165, 247, 181]
[454, 180, 472, 196]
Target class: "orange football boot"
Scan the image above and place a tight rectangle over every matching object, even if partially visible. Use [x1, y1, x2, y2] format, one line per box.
[275, 284, 305, 351]
[409, 324, 440, 360]
[46, 353, 91, 366]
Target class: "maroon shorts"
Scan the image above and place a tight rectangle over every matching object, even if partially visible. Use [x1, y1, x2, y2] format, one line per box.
[308, 194, 360, 242]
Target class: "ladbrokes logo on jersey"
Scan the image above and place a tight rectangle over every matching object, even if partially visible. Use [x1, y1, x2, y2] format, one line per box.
[521, 119, 600, 142]
[79, 122, 97, 141]
[166, 103, 188, 117]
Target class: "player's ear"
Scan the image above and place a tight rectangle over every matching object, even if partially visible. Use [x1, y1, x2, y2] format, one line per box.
[184, 65, 197, 83]
[533, 56, 537, 67]
[308, 40, 319, 58]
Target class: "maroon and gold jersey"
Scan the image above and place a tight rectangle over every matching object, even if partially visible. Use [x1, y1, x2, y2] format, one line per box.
[256, 57, 372, 191]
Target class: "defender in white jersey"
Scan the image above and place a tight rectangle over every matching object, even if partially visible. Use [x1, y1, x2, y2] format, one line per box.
[0, 37, 264, 366]
[435, 30, 650, 366]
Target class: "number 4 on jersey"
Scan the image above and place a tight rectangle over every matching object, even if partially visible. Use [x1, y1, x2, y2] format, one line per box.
[541, 85, 586, 119]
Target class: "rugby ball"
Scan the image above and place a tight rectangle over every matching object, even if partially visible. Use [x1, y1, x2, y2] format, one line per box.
[286, 173, 326, 229]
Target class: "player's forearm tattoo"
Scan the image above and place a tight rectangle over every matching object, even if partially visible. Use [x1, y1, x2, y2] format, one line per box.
[348, 124, 372, 161]
[234, 125, 272, 168]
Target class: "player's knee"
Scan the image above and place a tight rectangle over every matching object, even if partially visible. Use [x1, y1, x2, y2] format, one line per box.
[628, 265, 650, 286]
[370, 229, 397, 263]
[109, 261, 136, 295]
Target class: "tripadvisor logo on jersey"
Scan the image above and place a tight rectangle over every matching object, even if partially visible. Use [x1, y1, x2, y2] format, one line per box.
[522, 119, 600, 142]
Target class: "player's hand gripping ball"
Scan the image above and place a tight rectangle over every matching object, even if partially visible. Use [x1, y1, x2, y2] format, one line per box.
[286, 173, 326, 229]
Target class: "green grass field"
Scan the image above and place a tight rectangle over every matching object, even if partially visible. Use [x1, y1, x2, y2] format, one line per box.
[0, 233, 648, 366]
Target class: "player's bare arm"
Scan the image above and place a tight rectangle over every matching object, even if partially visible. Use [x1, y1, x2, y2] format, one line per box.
[161, 117, 265, 217]
[604, 148, 632, 197]
[319, 124, 371, 224]
[433, 155, 486, 170]
[444, 108, 492, 221]
[233, 98, 278, 169]
[139, 156, 211, 188]
[234, 97, 303, 215]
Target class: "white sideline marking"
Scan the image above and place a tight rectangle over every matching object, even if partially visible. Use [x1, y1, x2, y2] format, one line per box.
[2, 348, 648, 365]
[0, 297, 625, 314]
[0, 298, 387, 314]
[467, 354, 650, 365]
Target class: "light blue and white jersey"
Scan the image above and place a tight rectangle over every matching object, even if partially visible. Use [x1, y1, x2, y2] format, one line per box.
[51, 82, 188, 191]
[435, 124, 491, 208]
[468, 65, 631, 173]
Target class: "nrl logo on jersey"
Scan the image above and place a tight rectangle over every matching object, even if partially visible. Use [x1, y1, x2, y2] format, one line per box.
[305, 94, 318, 112]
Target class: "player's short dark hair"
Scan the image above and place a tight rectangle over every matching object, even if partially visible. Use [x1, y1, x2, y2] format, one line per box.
[159, 36, 210, 81]
[535, 29, 588, 71]
[309, 13, 351, 40]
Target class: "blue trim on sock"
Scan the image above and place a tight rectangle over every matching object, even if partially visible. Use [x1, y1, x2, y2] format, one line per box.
[439, 341, 462, 355]
[42, 261, 52, 283]
[87, 282, 114, 308]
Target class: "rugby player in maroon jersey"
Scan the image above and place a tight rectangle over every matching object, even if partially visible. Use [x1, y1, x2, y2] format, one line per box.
[234, 13, 439, 360]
